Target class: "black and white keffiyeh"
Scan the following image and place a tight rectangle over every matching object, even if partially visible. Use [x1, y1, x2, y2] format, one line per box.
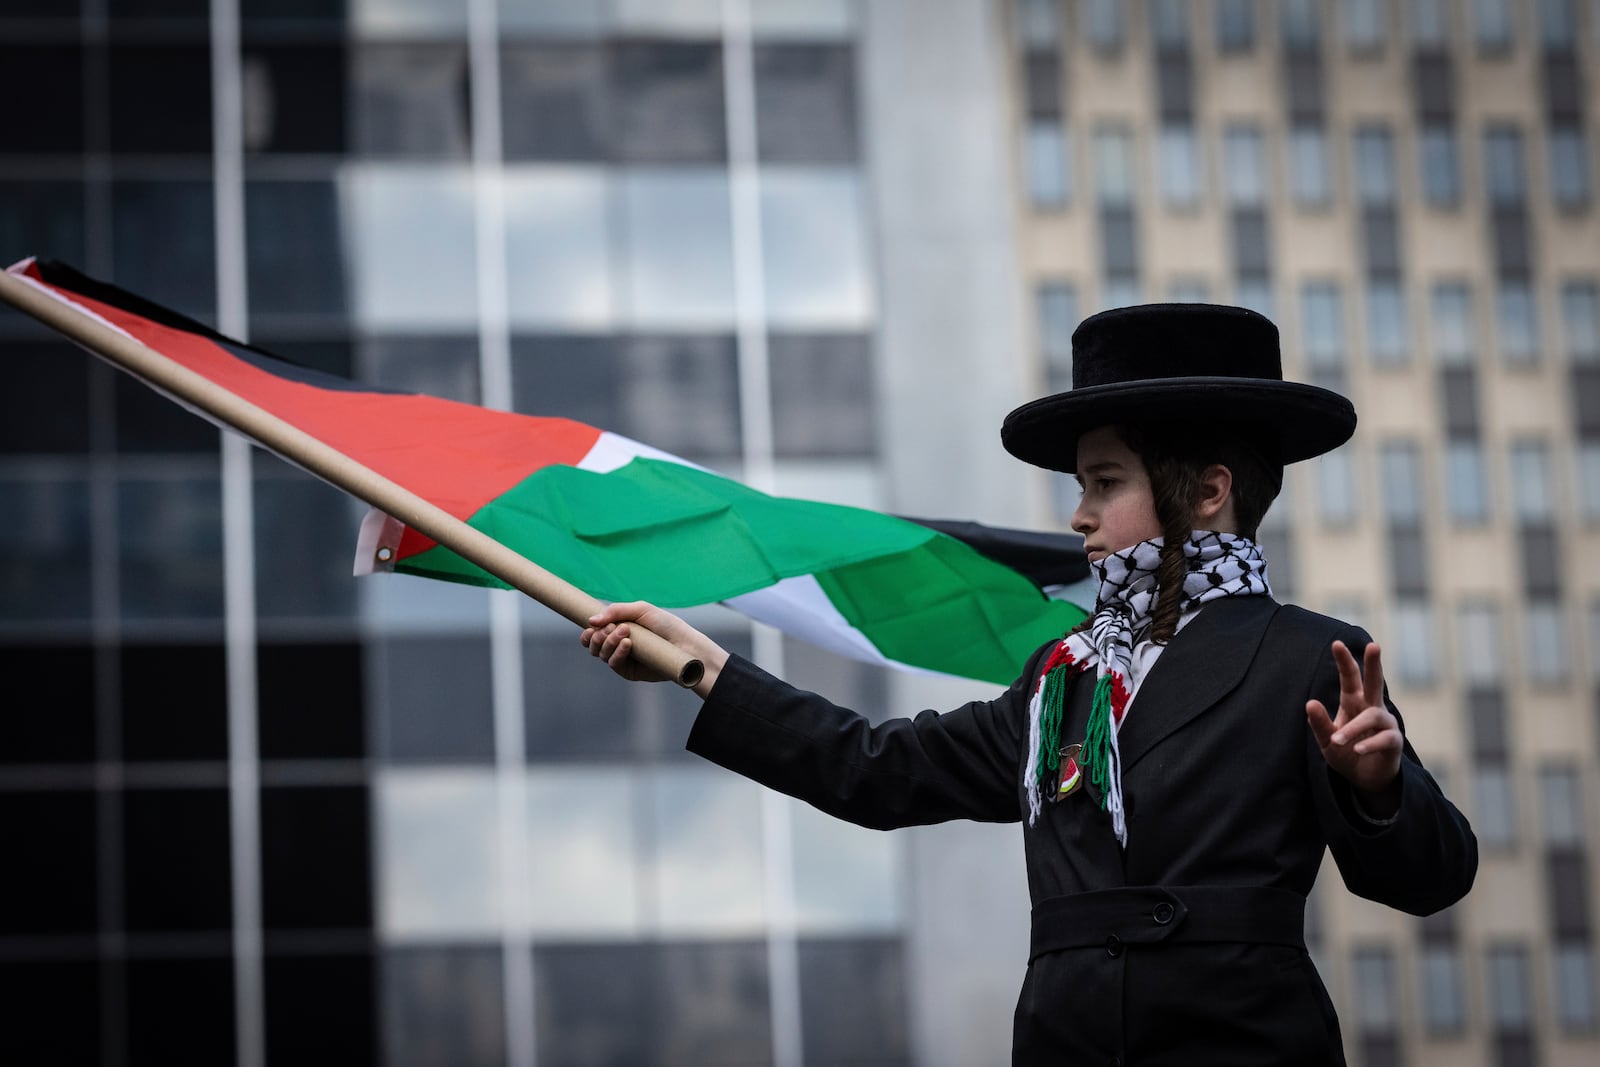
[1024, 531, 1273, 843]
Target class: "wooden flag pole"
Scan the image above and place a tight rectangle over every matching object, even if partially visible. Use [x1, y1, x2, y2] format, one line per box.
[0, 268, 703, 688]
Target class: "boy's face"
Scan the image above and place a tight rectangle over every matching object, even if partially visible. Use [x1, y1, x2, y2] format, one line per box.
[1071, 425, 1163, 563]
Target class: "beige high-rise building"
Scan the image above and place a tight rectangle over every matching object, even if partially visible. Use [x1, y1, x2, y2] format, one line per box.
[1005, 2, 1600, 1064]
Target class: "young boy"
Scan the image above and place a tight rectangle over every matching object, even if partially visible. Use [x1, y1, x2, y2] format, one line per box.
[582, 303, 1477, 1065]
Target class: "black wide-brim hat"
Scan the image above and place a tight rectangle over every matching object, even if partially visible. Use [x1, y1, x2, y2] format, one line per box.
[1002, 303, 1357, 473]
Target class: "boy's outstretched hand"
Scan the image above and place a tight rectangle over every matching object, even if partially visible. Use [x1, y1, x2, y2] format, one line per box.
[1305, 640, 1404, 816]
[581, 601, 730, 699]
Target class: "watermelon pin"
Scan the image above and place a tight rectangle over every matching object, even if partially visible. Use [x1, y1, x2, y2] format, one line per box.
[1055, 743, 1083, 799]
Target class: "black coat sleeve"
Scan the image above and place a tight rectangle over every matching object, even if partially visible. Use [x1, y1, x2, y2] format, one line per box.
[1305, 624, 1479, 916]
[684, 644, 1055, 830]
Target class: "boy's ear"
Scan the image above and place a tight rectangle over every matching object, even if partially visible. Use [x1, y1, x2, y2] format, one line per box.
[1194, 463, 1234, 525]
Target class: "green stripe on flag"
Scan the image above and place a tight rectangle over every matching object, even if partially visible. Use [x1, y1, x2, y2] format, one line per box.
[394, 456, 1082, 682]
[816, 535, 1085, 685]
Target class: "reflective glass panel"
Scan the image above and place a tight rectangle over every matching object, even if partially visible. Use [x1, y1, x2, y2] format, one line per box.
[770, 333, 875, 458]
[382, 945, 506, 1067]
[0, 478, 92, 624]
[761, 169, 873, 328]
[370, 633, 495, 763]
[1431, 282, 1474, 365]
[754, 43, 858, 165]
[118, 475, 225, 621]
[649, 769, 766, 933]
[1524, 600, 1568, 684]
[791, 799, 901, 932]
[342, 164, 479, 331]
[353, 42, 472, 158]
[378, 769, 502, 937]
[352, 0, 469, 36]
[621, 169, 735, 327]
[523, 768, 643, 936]
[503, 166, 613, 329]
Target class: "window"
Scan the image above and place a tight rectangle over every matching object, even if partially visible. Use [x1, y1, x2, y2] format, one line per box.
[1409, 0, 1451, 45]
[1421, 126, 1461, 207]
[1093, 125, 1136, 206]
[1539, 765, 1584, 846]
[1037, 282, 1078, 384]
[1302, 282, 1346, 368]
[1579, 443, 1600, 522]
[353, 42, 472, 159]
[1150, 0, 1190, 47]
[1539, 0, 1578, 46]
[343, 164, 478, 332]
[1367, 281, 1408, 365]
[1380, 441, 1425, 523]
[1158, 125, 1202, 207]
[1555, 943, 1599, 1033]
[754, 43, 860, 165]
[1510, 440, 1555, 521]
[1168, 278, 1211, 303]
[1354, 126, 1397, 206]
[1281, 0, 1321, 46]
[1025, 121, 1071, 208]
[1236, 277, 1275, 320]
[1432, 282, 1475, 365]
[1551, 127, 1592, 210]
[1497, 282, 1539, 366]
[1352, 947, 1399, 1033]
[1564, 281, 1600, 363]
[1083, 0, 1125, 51]
[1525, 601, 1569, 685]
[1394, 599, 1438, 685]
[1216, 0, 1256, 51]
[1445, 441, 1490, 523]
[760, 170, 874, 329]
[1288, 126, 1333, 206]
[1017, 0, 1062, 47]
[1472, 0, 1514, 52]
[1475, 768, 1518, 849]
[1223, 124, 1266, 207]
[1343, 0, 1388, 51]
[769, 335, 876, 459]
[621, 169, 735, 328]
[504, 167, 612, 330]
[1456, 601, 1504, 685]
[1485, 126, 1526, 205]
[1421, 945, 1467, 1035]
[1315, 449, 1358, 525]
[1395, 601, 1446, 684]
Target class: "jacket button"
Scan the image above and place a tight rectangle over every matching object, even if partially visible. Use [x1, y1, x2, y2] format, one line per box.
[1153, 902, 1175, 925]
[1105, 934, 1123, 958]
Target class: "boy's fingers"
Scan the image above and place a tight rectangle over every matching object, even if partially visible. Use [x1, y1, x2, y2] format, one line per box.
[1330, 705, 1395, 746]
[1362, 642, 1385, 710]
[1305, 700, 1337, 749]
[1331, 641, 1364, 702]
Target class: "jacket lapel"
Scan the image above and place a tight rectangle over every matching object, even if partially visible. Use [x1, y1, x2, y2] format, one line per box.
[1114, 596, 1279, 774]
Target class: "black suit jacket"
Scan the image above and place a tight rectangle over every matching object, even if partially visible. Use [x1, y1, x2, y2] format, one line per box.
[687, 597, 1478, 1066]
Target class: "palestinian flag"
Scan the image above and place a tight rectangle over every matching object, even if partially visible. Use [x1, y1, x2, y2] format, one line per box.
[6, 257, 1086, 685]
